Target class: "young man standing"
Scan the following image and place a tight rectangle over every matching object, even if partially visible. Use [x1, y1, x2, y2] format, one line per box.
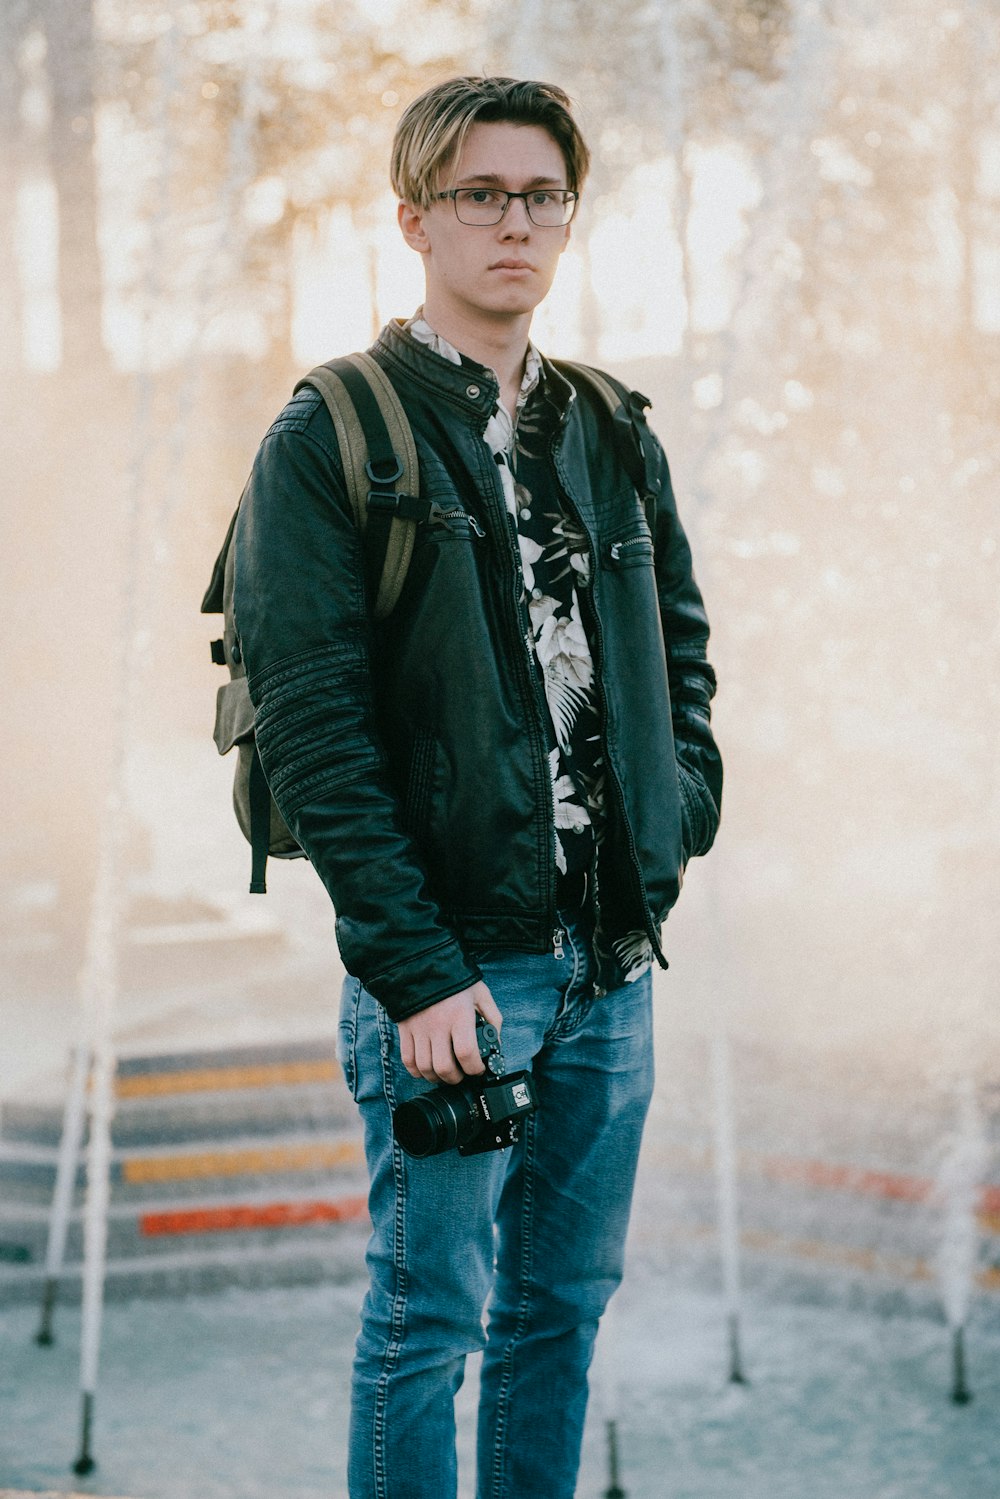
[233, 76, 722, 1499]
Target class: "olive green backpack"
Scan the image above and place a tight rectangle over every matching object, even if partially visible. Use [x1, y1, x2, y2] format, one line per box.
[202, 355, 660, 894]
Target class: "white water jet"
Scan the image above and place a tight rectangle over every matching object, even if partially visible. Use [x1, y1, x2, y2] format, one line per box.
[709, 1027, 746, 1384]
[934, 1075, 987, 1404]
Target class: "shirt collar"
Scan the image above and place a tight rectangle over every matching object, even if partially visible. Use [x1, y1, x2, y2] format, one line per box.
[404, 310, 544, 420]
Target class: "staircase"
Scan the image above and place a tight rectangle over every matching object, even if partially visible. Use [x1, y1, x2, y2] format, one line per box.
[0, 1038, 369, 1306]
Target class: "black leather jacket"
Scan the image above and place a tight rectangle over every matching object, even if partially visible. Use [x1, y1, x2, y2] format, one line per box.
[233, 320, 722, 1021]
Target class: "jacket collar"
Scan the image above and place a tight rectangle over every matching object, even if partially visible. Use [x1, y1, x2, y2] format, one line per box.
[372, 318, 576, 428]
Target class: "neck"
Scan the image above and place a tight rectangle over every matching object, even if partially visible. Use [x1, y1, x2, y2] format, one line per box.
[420, 295, 531, 412]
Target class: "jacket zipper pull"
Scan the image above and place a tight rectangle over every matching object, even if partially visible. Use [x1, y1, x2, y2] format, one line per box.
[553, 927, 565, 960]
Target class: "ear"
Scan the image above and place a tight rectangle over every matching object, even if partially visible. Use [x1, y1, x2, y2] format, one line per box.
[398, 199, 431, 255]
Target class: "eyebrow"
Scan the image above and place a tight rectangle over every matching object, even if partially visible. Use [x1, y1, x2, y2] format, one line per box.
[454, 173, 565, 188]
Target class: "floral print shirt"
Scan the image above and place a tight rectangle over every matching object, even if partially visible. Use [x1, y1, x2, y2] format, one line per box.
[405, 313, 653, 984]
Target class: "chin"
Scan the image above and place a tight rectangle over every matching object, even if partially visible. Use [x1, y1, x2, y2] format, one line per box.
[482, 288, 546, 317]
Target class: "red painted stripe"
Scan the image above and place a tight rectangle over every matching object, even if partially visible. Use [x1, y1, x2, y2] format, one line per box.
[140, 1196, 369, 1237]
[981, 1185, 1000, 1215]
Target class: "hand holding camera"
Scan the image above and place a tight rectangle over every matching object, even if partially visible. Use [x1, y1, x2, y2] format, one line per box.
[393, 1013, 538, 1159]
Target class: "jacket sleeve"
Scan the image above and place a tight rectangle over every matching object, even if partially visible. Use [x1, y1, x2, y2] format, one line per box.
[647, 431, 723, 859]
[231, 406, 481, 1022]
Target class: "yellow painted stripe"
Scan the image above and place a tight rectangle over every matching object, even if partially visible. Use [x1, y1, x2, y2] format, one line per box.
[639, 1220, 1000, 1294]
[123, 1139, 363, 1185]
[740, 1227, 935, 1283]
[116, 1059, 339, 1099]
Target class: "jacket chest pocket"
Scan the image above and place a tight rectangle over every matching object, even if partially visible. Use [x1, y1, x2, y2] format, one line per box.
[416, 508, 486, 545]
[605, 530, 654, 568]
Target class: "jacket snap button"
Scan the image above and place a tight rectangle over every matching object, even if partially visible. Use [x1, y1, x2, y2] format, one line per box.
[466, 383, 480, 399]
[593, 984, 606, 998]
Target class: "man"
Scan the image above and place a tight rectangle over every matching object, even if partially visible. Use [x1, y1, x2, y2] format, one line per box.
[234, 75, 722, 1499]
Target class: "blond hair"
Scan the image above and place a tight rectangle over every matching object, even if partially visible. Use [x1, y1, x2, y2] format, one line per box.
[391, 76, 590, 208]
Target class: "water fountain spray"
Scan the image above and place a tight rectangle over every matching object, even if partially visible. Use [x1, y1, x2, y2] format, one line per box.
[934, 1075, 986, 1406]
[590, 1293, 629, 1498]
[710, 1025, 747, 1385]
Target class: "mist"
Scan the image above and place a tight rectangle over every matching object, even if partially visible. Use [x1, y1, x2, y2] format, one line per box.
[2, 0, 999, 1489]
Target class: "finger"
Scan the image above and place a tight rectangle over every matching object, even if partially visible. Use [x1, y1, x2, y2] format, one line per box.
[414, 1034, 438, 1083]
[475, 987, 504, 1034]
[431, 1033, 464, 1086]
[399, 1028, 418, 1078]
[454, 1019, 485, 1076]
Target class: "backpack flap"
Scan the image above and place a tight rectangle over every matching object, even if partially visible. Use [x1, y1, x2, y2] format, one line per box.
[212, 676, 255, 755]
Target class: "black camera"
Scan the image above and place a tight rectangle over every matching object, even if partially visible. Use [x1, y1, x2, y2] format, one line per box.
[392, 1015, 537, 1159]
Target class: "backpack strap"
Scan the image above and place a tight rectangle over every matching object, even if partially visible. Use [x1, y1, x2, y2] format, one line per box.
[552, 359, 663, 521]
[296, 352, 424, 620]
[247, 745, 273, 895]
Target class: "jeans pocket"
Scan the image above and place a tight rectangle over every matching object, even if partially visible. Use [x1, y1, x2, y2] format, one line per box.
[337, 975, 362, 1099]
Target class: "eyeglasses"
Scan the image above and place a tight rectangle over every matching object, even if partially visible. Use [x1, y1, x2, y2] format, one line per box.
[434, 187, 579, 227]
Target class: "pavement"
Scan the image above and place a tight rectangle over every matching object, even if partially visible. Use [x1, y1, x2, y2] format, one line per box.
[2, 1271, 999, 1499]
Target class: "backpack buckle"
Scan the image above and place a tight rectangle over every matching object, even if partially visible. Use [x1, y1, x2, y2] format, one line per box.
[367, 491, 433, 522]
[365, 455, 404, 486]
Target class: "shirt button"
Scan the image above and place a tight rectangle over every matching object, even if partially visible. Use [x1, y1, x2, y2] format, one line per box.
[466, 384, 480, 399]
[531, 586, 543, 600]
[572, 824, 586, 834]
[593, 984, 607, 999]
[520, 507, 532, 520]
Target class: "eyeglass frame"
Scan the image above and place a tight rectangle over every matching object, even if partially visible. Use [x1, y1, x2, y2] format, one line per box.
[433, 187, 580, 227]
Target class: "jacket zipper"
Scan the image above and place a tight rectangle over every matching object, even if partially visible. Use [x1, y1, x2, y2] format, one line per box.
[438, 508, 486, 537]
[609, 535, 653, 563]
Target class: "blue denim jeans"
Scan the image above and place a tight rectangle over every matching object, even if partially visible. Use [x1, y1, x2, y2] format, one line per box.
[337, 909, 654, 1499]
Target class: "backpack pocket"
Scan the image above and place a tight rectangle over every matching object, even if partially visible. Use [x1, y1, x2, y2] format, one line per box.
[213, 677, 302, 864]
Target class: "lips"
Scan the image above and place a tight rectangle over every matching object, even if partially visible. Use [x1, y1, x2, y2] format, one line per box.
[489, 259, 535, 270]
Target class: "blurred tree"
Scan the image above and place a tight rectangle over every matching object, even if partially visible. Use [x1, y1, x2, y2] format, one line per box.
[102, 0, 479, 376]
[0, 3, 32, 374]
[41, 0, 109, 376]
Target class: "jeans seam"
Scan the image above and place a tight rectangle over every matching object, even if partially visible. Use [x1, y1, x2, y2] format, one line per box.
[488, 1116, 536, 1499]
[372, 1001, 408, 1499]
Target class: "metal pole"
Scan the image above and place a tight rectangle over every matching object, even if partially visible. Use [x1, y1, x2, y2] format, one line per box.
[951, 1324, 972, 1405]
[36, 1041, 90, 1345]
[603, 1416, 627, 1498]
[936, 1076, 985, 1408]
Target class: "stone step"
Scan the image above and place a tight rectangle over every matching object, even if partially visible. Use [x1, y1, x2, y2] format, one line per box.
[0, 1127, 364, 1197]
[0, 1491, 140, 1498]
[2, 1051, 352, 1150]
[0, 1095, 356, 1157]
[0, 1229, 369, 1305]
[0, 1180, 370, 1264]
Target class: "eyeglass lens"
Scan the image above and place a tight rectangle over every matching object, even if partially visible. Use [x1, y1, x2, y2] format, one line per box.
[453, 189, 575, 226]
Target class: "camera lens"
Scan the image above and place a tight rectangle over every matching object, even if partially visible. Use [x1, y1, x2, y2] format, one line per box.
[392, 1086, 480, 1158]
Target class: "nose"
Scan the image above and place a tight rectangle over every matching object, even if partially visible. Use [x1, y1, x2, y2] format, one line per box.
[499, 196, 532, 234]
